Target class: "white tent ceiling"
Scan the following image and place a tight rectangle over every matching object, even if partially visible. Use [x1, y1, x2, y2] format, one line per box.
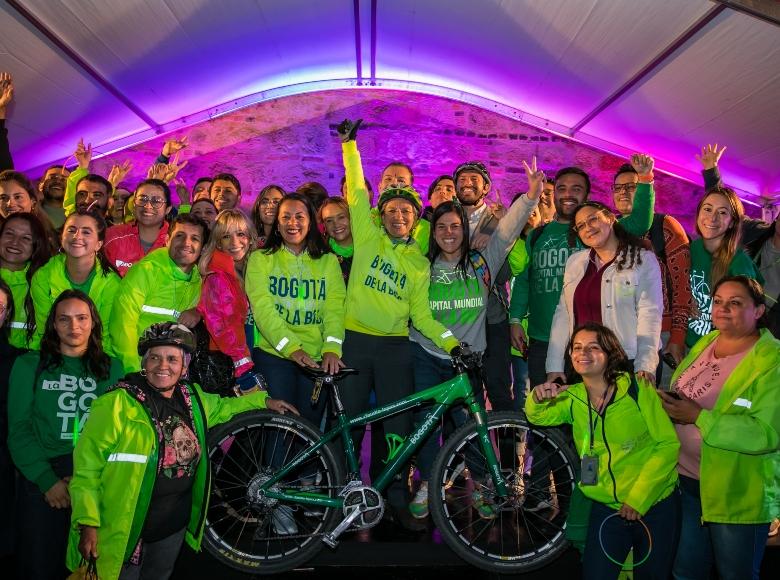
[1, 0, 778, 200]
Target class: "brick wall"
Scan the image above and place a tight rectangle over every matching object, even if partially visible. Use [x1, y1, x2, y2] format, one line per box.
[90, 88, 724, 233]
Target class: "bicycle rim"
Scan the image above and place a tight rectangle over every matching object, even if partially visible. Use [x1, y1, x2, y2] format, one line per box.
[204, 412, 344, 574]
[430, 411, 576, 573]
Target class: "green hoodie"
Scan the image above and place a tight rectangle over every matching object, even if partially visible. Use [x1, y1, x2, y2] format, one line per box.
[66, 380, 268, 580]
[671, 329, 780, 523]
[30, 253, 121, 353]
[525, 372, 679, 515]
[342, 141, 459, 352]
[108, 248, 201, 372]
[245, 247, 346, 360]
[7, 352, 124, 493]
[0, 264, 33, 348]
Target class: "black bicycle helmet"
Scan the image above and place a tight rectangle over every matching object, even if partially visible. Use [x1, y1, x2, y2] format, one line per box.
[138, 322, 197, 356]
[453, 160, 491, 185]
[377, 185, 423, 215]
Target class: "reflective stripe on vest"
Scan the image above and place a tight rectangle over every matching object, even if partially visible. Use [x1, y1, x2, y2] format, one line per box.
[141, 305, 180, 318]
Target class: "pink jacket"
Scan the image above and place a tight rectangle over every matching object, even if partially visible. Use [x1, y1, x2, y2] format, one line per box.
[197, 250, 253, 376]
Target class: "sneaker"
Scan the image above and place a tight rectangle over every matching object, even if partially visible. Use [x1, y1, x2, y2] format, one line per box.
[471, 489, 497, 520]
[524, 496, 555, 513]
[271, 505, 298, 535]
[409, 482, 429, 519]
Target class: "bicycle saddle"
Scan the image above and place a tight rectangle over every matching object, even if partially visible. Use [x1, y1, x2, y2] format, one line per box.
[303, 367, 359, 381]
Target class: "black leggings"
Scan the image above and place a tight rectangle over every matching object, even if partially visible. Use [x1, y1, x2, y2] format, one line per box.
[340, 331, 414, 505]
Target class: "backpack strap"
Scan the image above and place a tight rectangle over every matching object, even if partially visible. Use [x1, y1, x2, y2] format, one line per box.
[528, 222, 549, 252]
[468, 249, 509, 310]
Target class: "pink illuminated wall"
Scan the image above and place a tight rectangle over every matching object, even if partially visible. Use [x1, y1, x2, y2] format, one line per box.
[85, 89, 740, 233]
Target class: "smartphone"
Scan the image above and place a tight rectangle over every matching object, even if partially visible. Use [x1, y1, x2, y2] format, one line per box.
[662, 352, 678, 370]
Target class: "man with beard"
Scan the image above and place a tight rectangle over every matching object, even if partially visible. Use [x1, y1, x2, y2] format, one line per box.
[509, 159, 656, 387]
[453, 160, 516, 412]
[38, 165, 70, 229]
[109, 213, 206, 372]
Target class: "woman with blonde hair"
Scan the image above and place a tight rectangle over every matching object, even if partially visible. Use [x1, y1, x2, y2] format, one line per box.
[195, 209, 264, 394]
[687, 187, 760, 348]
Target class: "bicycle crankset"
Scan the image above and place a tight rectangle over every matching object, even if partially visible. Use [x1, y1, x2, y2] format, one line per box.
[322, 483, 384, 548]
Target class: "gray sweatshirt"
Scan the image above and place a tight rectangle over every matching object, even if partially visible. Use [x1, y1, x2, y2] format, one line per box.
[410, 194, 538, 358]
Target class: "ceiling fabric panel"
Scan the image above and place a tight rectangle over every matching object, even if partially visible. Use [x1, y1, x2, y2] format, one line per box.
[0, 0, 777, 195]
[0, 2, 149, 173]
[374, 0, 714, 127]
[581, 9, 780, 195]
[18, 0, 357, 122]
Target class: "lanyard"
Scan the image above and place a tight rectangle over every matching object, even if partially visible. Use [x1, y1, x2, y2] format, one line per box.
[586, 384, 611, 452]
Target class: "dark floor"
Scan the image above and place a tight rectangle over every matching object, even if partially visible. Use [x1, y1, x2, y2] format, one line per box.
[173, 518, 780, 579]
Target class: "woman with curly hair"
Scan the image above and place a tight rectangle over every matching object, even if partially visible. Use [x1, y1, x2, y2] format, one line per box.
[7, 290, 123, 579]
[546, 201, 663, 384]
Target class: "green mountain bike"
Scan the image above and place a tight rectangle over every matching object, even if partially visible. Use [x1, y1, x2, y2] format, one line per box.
[202, 350, 577, 574]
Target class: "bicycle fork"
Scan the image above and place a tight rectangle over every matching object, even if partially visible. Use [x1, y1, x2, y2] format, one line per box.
[466, 396, 509, 498]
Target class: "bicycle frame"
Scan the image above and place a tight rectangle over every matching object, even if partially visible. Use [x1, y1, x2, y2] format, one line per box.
[260, 371, 508, 508]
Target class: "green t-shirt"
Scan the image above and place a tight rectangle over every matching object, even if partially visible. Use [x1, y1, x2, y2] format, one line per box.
[686, 238, 761, 347]
[7, 352, 124, 492]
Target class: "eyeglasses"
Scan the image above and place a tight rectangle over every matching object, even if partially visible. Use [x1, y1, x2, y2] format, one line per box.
[260, 198, 281, 207]
[612, 183, 637, 194]
[135, 196, 166, 209]
[573, 210, 609, 234]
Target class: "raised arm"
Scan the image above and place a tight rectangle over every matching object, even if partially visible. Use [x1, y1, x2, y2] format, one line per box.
[0, 72, 15, 170]
[617, 153, 655, 236]
[484, 158, 543, 274]
[64, 139, 92, 217]
[696, 143, 726, 191]
[338, 119, 375, 247]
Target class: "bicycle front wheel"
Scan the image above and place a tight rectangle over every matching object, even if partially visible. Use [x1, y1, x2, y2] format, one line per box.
[204, 411, 346, 575]
[429, 411, 577, 573]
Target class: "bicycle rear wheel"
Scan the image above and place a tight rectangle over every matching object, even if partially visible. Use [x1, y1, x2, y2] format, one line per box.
[429, 411, 577, 573]
[204, 411, 345, 575]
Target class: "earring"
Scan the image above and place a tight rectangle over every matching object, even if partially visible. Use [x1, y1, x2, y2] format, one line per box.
[140, 369, 147, 377]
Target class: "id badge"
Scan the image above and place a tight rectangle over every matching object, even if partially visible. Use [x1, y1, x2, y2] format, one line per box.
[581, 454, 599, 486]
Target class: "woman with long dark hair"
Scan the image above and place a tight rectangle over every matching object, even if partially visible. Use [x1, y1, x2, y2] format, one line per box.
[527, 322, 680, 579]
[546, 201, 663, 383]
[687, 187, 760, 347]
[31, 210, 121, 353]
[407, 159, 542, 519]
[245, 193, 347, 426]
[0, 170, 58, 251]
[251, 184, 285, 248]
[0, 212, 54, 348]
[7, 290, 123, 579]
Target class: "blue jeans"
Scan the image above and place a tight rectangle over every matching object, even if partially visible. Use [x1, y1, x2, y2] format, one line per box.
[253, 348, 325, 427]
[411, 342, 473, 480]
[583, 490, 681, 580]
[673, 475, 769, 580]
[511, 354, 529, 412]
